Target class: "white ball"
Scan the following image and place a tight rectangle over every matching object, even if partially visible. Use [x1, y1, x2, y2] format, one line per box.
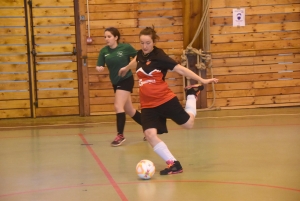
[136, 160, 155, 180]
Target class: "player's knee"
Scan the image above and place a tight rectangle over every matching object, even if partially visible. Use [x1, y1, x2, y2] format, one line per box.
[114, 103, 123, 111]
[182, 120, 194, 129]
[125, 108, 135, 117]
[185, 124, 193, 129]
[144, 129, 156, 139]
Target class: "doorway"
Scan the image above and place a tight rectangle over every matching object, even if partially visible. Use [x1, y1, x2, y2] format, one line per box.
[0, 0, 80, 118]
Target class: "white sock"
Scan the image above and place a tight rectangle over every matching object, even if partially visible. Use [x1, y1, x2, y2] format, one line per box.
[185, 95, 197, 116]
[153, 141, 176, 162]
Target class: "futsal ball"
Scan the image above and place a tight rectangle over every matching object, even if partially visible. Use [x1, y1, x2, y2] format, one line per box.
[136, 160, 155, 180]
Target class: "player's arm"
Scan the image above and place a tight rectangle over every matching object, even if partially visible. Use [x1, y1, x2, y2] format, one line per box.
[118, 56, 137, 77]
[173, 64, 218, 84]
[96, 49, 106, 72]
[96, 66, 105, 72]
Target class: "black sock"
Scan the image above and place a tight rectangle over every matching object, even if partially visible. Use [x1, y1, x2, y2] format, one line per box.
[131, 110, 142, 125]
[117, 112, 126, 135]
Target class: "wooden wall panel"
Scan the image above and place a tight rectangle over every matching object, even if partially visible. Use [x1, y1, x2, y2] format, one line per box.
[0, 109, 31, 119]
[211, 0, 300, 8]
[211, 13, 300, 26]
[0, 18, 25, 26]
[33, 17, 75, 26]
[32, 8, 75, 17]
[31, 0, 74, 7]
[31, 2, 80, 117]
[34, 26, 76, 35]
[0, 36, 27, 44]
[34, 35, 76, 44]
[0, 0, 23, 7]
[209, 1, 300, 109]
[0, 3, 31, 118]
[86, 0, 184, 115]
[35, 107, 79, 117]
[210, 4, 300, 17]
[0, 28, 26, 35]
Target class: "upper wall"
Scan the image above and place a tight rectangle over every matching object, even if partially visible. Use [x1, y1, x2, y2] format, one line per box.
[85, 0, 184, 115]
[208, 0, 300, 109]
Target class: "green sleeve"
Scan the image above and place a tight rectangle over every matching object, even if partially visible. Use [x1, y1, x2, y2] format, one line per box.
[126, 44, 137, 58]
[97, 48, 105, 66]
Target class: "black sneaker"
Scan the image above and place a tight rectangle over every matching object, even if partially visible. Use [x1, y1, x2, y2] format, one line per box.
[111, 134, 126, 147]
[185, 84, 204, 99]
[160, 160, 183, 175]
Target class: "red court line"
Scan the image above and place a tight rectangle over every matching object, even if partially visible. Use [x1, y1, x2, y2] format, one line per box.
[78, 134, 128, 201]
[1, 179, 299, 198]
[0, 183, 109, 198]
[118, 180, 300, 193]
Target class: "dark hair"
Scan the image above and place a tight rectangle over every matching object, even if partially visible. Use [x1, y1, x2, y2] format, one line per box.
[105, 27, 121, 43]
[139, 25, 160, 43]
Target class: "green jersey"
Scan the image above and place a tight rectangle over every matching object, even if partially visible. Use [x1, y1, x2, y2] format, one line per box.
[97, 43, 137, 85]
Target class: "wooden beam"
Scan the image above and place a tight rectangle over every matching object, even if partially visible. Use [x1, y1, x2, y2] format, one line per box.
[74, 0, 90, 116]
[182, 0, 203, 49]
[182, 1, 209, 109]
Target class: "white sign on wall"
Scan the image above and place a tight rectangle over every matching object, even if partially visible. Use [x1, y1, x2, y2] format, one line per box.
[233, 8, 245, 27]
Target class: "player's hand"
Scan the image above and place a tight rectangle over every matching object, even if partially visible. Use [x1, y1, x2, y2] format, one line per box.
[96, 66, 104, 72]
[118, 67, 128, 77]
[202, 78, 219, 84]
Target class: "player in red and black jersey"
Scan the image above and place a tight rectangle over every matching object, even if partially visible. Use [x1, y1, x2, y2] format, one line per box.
[119, 26, 218, 175]
[136, 46, 178, 108]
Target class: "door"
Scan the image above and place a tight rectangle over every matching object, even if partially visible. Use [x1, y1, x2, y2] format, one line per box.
[0, 0, 31, 118]
[28, 0, 80, 117]
[0, 0, 81, 118]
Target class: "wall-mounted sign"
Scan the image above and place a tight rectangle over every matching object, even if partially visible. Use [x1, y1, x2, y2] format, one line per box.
[233, 8, 245, 27]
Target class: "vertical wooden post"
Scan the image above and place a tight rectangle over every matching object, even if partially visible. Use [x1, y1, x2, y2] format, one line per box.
[24, 0, 36, 118]
[182, 0, 207, 109]
[74, 0, 90, 116]
[182, 0, 203, 49]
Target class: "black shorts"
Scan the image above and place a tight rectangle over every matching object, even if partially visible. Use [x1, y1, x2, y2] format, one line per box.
[112, 75, 134, 93]
[141, 97, 190, 134]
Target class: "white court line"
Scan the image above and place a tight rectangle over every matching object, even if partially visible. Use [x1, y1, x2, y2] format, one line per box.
[0, 113, 299, 130]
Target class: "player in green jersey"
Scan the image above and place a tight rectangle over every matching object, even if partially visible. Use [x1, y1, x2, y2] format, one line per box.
[96, 27, 144, 146]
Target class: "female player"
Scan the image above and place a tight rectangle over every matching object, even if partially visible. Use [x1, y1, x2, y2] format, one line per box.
[119, 26, 218, 175]
[96, 27, 144, 147]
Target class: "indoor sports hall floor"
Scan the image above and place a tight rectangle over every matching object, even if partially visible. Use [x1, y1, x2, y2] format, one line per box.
[0, 107, 300, 201]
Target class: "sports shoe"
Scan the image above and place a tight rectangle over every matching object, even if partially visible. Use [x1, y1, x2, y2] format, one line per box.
[111, 134, 126, 147]
[185, 84, 204, 99]
[143, 136, 147, 141]
[160, 160, 183, 175]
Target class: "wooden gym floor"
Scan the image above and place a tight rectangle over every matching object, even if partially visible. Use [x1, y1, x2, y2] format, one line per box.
[0, 107, 300, 201]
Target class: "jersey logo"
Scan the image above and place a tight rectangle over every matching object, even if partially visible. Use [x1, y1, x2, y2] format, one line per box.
[146, 60, 151, 65]
[117, 51, 123, 57]
[105, 54, 109, 57]
[139, 79, 156, 86]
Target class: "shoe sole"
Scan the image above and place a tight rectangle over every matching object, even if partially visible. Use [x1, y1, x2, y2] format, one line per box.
[111, 138, 126, 147]
[185, 84, 203, 100]
[185, 84, 204, 91]
[160, 170, 183, 175]
[168, 170, 183, 175]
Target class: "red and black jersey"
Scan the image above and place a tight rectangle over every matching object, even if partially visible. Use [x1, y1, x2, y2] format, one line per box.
[136, 46, 178, 108]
